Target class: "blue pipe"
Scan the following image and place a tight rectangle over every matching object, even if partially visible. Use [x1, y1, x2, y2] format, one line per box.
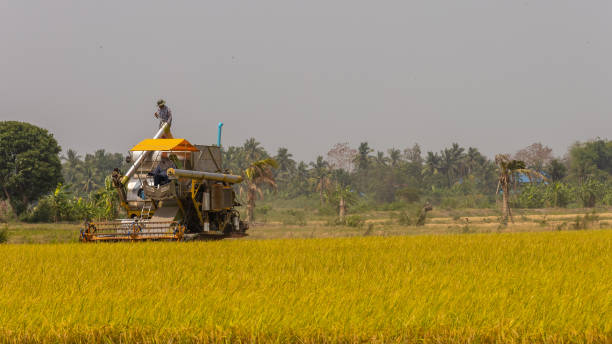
[217, 122, 224, 146]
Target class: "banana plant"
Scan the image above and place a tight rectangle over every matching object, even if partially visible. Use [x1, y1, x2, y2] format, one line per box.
[240, 158, 278, 224]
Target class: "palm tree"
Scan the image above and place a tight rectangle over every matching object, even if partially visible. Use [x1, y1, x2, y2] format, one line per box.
[353, 142, 373, 171]
[275, 147, 295, 173]
[243, 138, 266, 163]
[424, 152, 441, 176]
[292, 161, 310, 196]
[387, 148, 402, 167]
[61, 149, 82, 185]
[495, 154, 546, 224]
[310, 156, 331, 206]
[439, 143, 465, 187]
[240, 158, 278, 223]
[374, 151, 388, 167]
[78, 164, 100, 194]
[464, 147, 485, 175]
[223, 146, 243, 173]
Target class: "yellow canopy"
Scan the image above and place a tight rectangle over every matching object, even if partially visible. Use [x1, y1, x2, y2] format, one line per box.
[130, 138, 200, 152]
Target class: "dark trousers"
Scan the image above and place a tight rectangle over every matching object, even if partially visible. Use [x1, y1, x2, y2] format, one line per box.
[154, 174, 169, 186]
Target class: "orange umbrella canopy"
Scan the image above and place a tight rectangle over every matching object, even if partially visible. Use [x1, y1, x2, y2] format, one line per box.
[130, 138, 199, 152]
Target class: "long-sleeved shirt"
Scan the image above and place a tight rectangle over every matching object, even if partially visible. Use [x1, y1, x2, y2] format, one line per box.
[153, 159, 176, 177]
[155, 105, 172, 125]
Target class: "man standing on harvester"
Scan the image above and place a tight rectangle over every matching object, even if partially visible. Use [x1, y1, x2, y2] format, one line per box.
[154, 99, 172, 127]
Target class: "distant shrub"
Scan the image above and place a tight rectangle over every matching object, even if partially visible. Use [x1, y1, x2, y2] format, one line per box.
[0, 201, 14, 222]
[572, 211, 599, 230]
[397, 211, 413, 226]
[22, 198, 55, 223]
[257, 205, 271, 216]
[328, 215, 365, 228]
[0, 225, 7, 244]
[255, 205, 271, 223]
[345, 215, 365, 228]
[461, 218, 472, 234]
[535, 216, 548, 227]
[373, 201, 408, 212]
[317, 204, 338, 216]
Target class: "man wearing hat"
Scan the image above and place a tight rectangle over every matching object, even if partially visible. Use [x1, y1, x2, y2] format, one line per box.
[154, 99, 172, 127]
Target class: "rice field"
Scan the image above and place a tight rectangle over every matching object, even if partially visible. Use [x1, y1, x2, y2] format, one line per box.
[0, 230, 610, 343]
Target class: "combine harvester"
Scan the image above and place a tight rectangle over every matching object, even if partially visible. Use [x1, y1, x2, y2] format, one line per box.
[81, 122, 247, 241]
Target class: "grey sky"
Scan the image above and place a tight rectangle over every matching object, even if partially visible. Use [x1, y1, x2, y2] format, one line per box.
[1, 1, 611, 162]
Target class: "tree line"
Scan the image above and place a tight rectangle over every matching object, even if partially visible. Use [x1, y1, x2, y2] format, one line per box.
[4, 120, 612, 223]
[222, 140, 612, 221]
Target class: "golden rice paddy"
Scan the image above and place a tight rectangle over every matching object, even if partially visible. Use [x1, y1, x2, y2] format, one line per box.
[0, 230, 610, 343]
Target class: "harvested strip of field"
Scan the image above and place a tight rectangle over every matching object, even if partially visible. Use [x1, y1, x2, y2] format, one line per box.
[0, 231, 610, 343]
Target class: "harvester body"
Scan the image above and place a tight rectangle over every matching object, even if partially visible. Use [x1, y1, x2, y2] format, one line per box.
[81, 123, 247, 241]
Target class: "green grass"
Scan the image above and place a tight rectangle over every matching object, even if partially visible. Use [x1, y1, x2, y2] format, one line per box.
[0, 230, 610, 342]
[3, 222, 81, 244]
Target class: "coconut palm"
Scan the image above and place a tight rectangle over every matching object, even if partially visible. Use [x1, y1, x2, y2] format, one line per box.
[495, 154, 546, 224]
[240, 158, 278, 223]
[424, 152, 441, 176]
[374, 151, 388, 167]
[353, 142, 373, 171]
[310, 156, 331, 206]
[222, 146, 244, 174]
[243, 138, 266, 163]
[275, 147, 295, 173]
[61, 149, 82, 185]
[77, 164, 100, 194]
[439, 143, 465, 187]
[387, 148, 402, 167]
[464, 147, 486, 175]
[291, 161, 310, 196]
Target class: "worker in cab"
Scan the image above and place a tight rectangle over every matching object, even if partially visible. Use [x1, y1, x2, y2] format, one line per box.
[149, 157, 176, 186]
[154, 99, 172, 128]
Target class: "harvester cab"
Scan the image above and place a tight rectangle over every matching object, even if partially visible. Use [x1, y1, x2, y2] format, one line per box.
[81, 122, 248, 242]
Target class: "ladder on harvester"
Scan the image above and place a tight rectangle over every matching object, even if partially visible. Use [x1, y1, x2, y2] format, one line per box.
[140, 202, 154, 220]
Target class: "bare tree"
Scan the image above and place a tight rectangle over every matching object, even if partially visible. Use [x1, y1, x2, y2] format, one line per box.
[514, 142, 553, 172]
[403, 143, 423, 163]
[327, 142, 357, 172]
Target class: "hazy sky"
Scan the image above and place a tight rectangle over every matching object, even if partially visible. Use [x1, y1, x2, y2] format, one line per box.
[2, 1, 611, 162]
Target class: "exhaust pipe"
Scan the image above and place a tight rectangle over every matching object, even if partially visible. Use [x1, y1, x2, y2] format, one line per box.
[217, 122, 223, 147]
